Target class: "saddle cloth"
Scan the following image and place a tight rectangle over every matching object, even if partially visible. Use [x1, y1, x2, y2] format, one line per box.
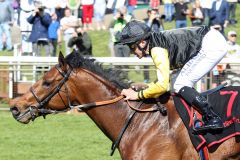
[173, 86, 240, 150]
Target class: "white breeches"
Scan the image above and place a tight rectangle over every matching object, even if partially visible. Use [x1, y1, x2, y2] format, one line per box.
[174, 28, 228, 93]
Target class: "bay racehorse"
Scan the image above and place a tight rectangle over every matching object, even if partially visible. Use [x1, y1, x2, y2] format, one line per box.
[10, 51, 240, 159]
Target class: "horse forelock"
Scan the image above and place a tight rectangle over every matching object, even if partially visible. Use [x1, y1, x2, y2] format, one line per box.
[64, 51, 130, 89]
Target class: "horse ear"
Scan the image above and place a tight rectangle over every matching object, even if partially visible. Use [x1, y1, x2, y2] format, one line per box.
[58, 51, 67, 71]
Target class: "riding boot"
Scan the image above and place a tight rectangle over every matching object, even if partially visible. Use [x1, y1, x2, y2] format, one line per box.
[178, 86, 224, 133]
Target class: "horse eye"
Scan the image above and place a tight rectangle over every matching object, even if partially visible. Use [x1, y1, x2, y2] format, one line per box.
[42, 81, 51, 87]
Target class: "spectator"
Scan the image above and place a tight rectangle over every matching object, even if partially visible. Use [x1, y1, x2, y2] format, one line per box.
[55, 0, 67, 21]
[127, 0, 137, 17]
[199, 0, 214, 26]
[48, 12, 60, 57]
[226, 31, 240, 58]
[0, 0, 14, 52]
[173, 0, 190, 28]
[11, 0, 20, 26]
[27, 1, 51, 56]
[19, 0, 35, 54]
[209, 0, 229, 35]
[150, 0, 160, 9]
[109, 7, 131, 57]
[224, 30, 240, 85]
[94, 0, 106, 31]
[107, 0, 126, 16]
[226, 0, 237, 25]
[143, 8, 165, 83]
[59, 8, 79, 55]
[68, 28, 92, 56]
[189, 0, 204, 26]
[67, 0, 81, 17]
[145, 8, 164, 32]
[213, 30, 240, 87]
[163, 0, 174, 22]
[108, 7, 131, 78]
[211, 63, 226, 87]
[45, 0, 66, 20]
[81, 0, 94, 31]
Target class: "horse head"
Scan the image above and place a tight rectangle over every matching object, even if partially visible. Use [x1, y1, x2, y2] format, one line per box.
[10, 52, 76, 123]
[10, 50, 129, 124]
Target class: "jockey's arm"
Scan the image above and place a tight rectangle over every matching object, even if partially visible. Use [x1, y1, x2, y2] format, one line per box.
[138, 47, 170, 99]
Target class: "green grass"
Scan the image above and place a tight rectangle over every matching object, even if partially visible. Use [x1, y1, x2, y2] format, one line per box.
[89, 30, 111, 57]
[0, 112, 121, 160]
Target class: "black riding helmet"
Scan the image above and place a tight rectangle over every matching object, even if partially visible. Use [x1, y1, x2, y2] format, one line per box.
[119, 20, 151, 45]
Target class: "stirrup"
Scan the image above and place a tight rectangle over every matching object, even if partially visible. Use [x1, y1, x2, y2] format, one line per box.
[192, 119, 223, 134]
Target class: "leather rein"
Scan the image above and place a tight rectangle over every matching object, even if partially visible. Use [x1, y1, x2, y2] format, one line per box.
[74, 95, 160, 112]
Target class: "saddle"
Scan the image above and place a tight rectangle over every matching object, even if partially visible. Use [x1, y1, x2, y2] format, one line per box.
[173, 85, 240, 151]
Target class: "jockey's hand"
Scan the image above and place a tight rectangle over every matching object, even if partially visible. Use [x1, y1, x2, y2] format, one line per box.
[121, 88, 138, 100]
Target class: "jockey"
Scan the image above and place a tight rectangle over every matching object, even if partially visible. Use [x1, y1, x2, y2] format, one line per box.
[119, 20, 227, 133]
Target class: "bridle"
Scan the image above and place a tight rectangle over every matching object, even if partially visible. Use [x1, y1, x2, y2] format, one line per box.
[28, 64, 73, 121]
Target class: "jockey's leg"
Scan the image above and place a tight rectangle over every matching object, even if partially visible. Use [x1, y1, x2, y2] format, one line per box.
[173, 28, 227, 133]
[178, 86, 223, 132]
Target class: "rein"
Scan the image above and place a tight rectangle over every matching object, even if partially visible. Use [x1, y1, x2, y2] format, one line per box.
[74, 95, 160, 112]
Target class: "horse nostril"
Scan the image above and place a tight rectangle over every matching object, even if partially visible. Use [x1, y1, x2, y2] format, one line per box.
[10, 107, 20, 117]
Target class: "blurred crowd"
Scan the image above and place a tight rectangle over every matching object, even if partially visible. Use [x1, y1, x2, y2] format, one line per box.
[0, 0, 240, 84]
[0, 0, 239, 85]
[0, 0, 239, 57]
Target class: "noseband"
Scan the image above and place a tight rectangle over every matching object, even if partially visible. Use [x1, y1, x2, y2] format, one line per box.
[29, 64, 73, 120]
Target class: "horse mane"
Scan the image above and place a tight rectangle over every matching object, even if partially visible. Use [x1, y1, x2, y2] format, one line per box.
[65, 50, 130, 89]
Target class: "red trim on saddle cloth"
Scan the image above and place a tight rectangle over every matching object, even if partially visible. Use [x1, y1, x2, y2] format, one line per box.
[198, 146, 209, 160]
[195, 111, 206, 151]
[180, 98, 203, 127]
[180, 98, 207, 150]
[203, 146, 209, 160]
[180, 98, 193, 127]
[208, 132, 240, 147]
[196, 135, 206, 150]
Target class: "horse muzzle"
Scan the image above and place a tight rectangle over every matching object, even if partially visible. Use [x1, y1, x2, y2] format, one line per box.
[10, 106, 38, 124]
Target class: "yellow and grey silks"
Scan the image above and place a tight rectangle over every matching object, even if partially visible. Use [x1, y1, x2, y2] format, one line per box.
[138, 47, 170, 99]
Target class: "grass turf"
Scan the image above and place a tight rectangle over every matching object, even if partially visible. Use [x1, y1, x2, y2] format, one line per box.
[0, 112, 121, 160]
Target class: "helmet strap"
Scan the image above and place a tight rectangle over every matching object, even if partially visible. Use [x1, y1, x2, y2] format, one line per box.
[137, 40, 149, 56]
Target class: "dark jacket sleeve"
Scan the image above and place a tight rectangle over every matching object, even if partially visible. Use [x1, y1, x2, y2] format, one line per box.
[40, 13, 52, 27]
[224, 1, 229, 21]
[27, 15, 36, 24]
[209, 2, 216, 19]
[82, 32, 92, 50]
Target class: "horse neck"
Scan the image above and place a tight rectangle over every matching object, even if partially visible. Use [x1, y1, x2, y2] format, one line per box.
[72, 68, 131, 142]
